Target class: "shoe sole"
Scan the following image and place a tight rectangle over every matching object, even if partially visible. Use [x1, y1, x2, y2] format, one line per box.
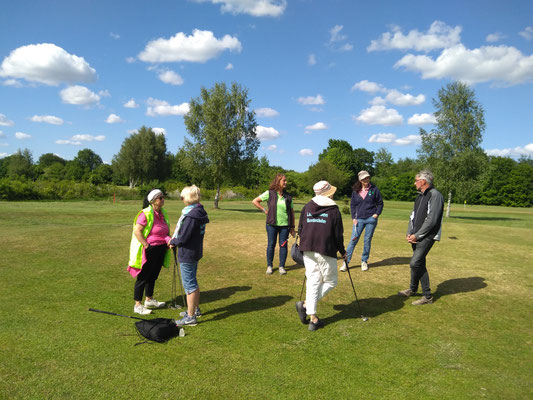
[295, 302, 308, 325]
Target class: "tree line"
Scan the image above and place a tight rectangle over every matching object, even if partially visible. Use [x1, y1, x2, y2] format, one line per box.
[0, 81, 531, 208]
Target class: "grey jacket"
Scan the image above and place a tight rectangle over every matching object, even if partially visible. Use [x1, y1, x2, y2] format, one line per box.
[407, 186, 444, 241]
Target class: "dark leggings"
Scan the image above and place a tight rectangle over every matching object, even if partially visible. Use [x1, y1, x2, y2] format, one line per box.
[134, 244, 167, 301]
[410, 238, 435, 298]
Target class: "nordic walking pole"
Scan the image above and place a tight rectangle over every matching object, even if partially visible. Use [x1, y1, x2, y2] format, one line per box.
[173, 248, 187, 308]
[88, 308, 145, 321]
[299, 275, 306, 301]
[344, 263, 369, 321]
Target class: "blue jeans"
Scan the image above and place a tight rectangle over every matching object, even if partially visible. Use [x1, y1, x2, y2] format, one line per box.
[266, 224, 290, 267]
[346, 216, 378, 264]
[180, 261, 199, 295]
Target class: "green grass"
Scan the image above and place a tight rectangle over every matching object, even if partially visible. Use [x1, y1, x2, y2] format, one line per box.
[1, 199, 532, 399]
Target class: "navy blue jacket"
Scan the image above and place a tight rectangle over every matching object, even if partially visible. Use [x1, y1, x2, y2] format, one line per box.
[350, 184, 384, 220]
[170, 204, 209, 262]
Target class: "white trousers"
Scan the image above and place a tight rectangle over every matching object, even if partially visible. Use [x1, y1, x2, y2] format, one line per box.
[303, 251, 338, 315]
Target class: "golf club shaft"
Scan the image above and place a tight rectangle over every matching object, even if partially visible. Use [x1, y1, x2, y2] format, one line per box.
[88, 308, 144, 320]
[344, 265, 365, 318]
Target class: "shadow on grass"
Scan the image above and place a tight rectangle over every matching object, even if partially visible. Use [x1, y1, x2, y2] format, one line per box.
[221, 208, 261, 213]
[169, 286, 252, 308]
[433, 277, 487, 301]
[206, 295, 293, 321]
[449, 216, 520, 222]
[368, 256, 411, 268]
[323, 276, 488, 324]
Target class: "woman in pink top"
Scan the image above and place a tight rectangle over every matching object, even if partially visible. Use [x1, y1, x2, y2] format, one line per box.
[131, 189, 172, 315]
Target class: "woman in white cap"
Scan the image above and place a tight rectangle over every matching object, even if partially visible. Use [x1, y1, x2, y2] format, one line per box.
[295, 181, 346, 331]
[127, 189, 172, 314]
[341, 170, 383, 272]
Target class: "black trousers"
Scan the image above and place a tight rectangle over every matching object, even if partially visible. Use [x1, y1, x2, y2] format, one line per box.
[134, 244, 167, 301]
[409, 238, 435, 298]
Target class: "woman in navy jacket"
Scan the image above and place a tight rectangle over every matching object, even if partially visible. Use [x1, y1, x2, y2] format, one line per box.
[341, 170, 383, 272]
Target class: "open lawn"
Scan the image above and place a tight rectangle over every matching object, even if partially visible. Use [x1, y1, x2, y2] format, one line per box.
[1, 199, 532, 399]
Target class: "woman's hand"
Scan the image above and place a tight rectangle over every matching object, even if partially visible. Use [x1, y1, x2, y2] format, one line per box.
[372, 214, 378, 219]
[353, 219, 358, 226]
[289, 227, 295, 237]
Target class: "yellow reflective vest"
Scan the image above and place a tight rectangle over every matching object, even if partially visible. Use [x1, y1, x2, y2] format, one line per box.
[128, 206, 171, 270]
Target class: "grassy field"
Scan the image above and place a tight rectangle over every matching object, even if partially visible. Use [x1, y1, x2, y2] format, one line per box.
[1, 199, 532, 399]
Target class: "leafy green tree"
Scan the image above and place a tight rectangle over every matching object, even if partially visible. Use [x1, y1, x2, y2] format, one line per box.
[38, 153, 66, 168]
[183, 82, 259, 208]
[306, 159, 350, 196]
[74, 148, 102, 172]
[8, 149, 34, 179]
[112, 126, 169, 188]
[374, 147, 394, 177]
[417, 81, 487, 216]
[42, 162, 66, 181]
[90, 164, 114, 185]
[64, 160, 85, 181]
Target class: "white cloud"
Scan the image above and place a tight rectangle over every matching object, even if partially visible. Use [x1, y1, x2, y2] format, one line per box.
[106, 114, 123, 124]
[146, 98, 190, 116]
[351, 80, 386, 93]
[408, 113, 437, 125]
[56, 134, 104, 145]
[305, 122, 328, 131]
[384, 89, 425, 106]
[0, 114, 14, 126]
[152, 127, 167, 136]
[308, 54, 316, 65]
[299, 148, 313, 156]
[0, 43, 96, 86]
[0, 153, 9, 157]
[71, 134, 105, 141]
[2, 79, 23, 87]
[267, 144, 277, 151]
[368, 21, 462, 52]
[297, 94, 325, 105]
[368, 133, 421, 146]
[126, 57, 136, 64]
[0, 131, 4, 137]
[124, 98, 139, 108]
[60, 85, 100, 105]
[486, 143, 533, 157]
[329, 25, 353, 51]
[30, 115, 64, 125]
[256, 125, 279, 141]
[355, 105, 403, 126]
[99, 89, 111, 97]
[15, 132, 31, 139]
[193, 0, 287, 17]
[138, 29, 242, 63]
[395, 44, 533, 86]
[158, 70, 184, 85]
[486, 32, 505, 43]
[225, 63, 234, 70]
[110, 32, 120, 39]
[255, 107, 279, 117]
[519, 26, 533, 40]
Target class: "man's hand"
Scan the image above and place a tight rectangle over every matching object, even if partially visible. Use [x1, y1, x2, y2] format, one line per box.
[407, 234, 417, 243]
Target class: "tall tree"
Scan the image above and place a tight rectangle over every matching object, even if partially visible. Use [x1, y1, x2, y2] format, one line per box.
[8, 148, 34, 179]
[112, 126, 169, 188]
[374, 147, 394, 177]
[74, 149, 102, 172]
[417, 81, 487, 216]
[183, 82, 259, 208]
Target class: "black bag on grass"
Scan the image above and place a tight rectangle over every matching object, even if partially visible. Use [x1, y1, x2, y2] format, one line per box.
[135, 318, 182, 343]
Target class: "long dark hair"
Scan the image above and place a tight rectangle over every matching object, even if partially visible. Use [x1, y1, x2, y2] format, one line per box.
[352, 181, 362, 192]
[269, 173, 286, 192]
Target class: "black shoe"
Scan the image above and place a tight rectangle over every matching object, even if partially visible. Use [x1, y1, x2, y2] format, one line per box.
[295, 301, 308, 325]
[308, 319, 324, 331]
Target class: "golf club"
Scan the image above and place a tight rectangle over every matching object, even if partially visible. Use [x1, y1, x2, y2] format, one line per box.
[344, 262, 369, 321]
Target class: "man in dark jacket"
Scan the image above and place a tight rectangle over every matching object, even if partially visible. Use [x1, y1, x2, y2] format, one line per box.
[295, 181, 346, 331]
[398, 170, 443, 305]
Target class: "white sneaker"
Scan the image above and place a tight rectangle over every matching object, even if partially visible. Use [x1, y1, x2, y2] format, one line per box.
[134, 304, 152, 315]
[361, 261, 368, 271]
[279, 266, 287, 275]
[340, 261, 348, 272]
[144, 298, 166, 308]
[266, 266, 273, 275]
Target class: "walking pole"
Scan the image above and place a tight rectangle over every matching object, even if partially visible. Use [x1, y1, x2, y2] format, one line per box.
[172, 248, 187, 309]
[344, 262, 369, 321]
[170, 248, 181, 309]
[299, 275, 306, 301]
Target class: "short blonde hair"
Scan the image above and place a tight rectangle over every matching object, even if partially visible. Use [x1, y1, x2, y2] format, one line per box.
[180, 185, 201, 205]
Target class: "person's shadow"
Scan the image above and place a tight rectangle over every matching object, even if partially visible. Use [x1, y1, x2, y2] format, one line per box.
[369, 257, 411, 268]
[205, 295, 293, 322]
[169, 285, 252, 308]
[324, 276, 487, 324]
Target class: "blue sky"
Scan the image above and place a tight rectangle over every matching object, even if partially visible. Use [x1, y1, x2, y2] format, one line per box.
[1, 0, 532, 172]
